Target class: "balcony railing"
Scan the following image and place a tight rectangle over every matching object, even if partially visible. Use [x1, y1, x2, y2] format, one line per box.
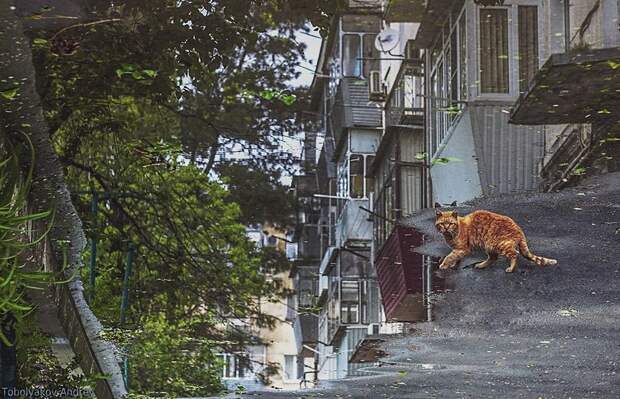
[386, 71, 424, 127]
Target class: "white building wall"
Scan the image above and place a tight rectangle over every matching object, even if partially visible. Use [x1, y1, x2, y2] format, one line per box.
[430, 111, 483, 204]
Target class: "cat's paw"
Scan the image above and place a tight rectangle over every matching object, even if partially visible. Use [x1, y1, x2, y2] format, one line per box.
[505, 267, 515, 273]
[439, 261, 450, 270]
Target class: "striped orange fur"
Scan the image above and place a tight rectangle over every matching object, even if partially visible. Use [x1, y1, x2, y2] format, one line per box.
[435, 210, 557, 273]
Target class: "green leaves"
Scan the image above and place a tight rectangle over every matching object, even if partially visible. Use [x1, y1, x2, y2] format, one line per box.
[244, 88, 297, 106]
[571, 167, 587, 176]
[607, 60, 620, 70]
[32, 38, 49, 47]
[0, 150, 55, 346]
[432, 156, 463, 165]
[115, 64, 158, 80]
[0, 87, 20, 100]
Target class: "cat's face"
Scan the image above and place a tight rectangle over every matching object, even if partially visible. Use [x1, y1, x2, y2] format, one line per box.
[435, 211, 459, 237]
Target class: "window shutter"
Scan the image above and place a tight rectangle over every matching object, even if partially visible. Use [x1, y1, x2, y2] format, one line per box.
[479, 8, 509, 93]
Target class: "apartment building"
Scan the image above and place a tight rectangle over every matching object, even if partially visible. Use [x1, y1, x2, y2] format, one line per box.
[305, 0, 388, 380]
[292, 0, 620, 386]
[510, 0, 620, 188]
[218, 226, 301, 391]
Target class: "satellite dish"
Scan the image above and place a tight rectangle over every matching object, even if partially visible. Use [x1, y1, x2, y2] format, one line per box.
[375, 28, 400, 52]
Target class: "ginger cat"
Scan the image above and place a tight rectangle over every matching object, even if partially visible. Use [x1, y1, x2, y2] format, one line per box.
[435, 210, 557, 273]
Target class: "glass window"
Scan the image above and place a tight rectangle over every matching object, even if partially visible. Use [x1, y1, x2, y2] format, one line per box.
[284, 355, 297, 380]
[479, 8, 509, 93]
[341, 250, 369, 277]
[340, 280, 360, 324]
[349, 154, 364, 198]
[365, 155, 375, 197]
[342, 34, 361, 77]
[518, 6, 539, 93]
[363, 34, 380, 79]
[218, 353, 250, 379]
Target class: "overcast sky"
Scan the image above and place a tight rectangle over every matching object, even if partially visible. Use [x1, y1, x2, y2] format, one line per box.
[292, 28, 323, 88]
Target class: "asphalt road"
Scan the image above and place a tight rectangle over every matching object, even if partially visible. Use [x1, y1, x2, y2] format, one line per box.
[245, 172, 620, 399]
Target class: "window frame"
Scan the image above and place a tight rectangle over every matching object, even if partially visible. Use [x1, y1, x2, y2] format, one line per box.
[217, 352, 252, 380]
[338, 16, 381, 80]
[283, 354, 299, 382]
[472, 1, 543, 101]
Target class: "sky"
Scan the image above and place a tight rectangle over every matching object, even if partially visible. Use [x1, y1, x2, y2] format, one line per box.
[292, 28, 323, 88]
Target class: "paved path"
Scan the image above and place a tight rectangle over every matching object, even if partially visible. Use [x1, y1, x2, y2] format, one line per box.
[247, 172, 620, 398]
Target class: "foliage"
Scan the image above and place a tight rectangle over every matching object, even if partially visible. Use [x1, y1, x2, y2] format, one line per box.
[19, 0, 330, 394]
[216, 163, 295, 227]
[0, 140, 56, 346]
[16, 314, 89, 393]
[125, 316, 223, 396]
[57, 103, 291, 394]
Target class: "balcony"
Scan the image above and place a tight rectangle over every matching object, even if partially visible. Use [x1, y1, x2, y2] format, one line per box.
[336, 199, 372, 247]
[331, 78, 383, 147]
[510, 47, 620, 125]
[297, 224, 322, 261]
[384, 0, 426, 23]
[385, 68, 424, 128]
[293, 313, 319, 356]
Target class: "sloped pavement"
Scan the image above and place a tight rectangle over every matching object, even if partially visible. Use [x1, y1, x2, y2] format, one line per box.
[253, 172, 620, 398]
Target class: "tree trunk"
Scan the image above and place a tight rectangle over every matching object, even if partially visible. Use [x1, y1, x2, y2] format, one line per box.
[0, 3, 126, 396]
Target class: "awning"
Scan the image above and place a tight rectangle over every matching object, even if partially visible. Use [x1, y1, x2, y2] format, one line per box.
[319, 246, 338, 276]
[412, 0, 464, 48]
[384, 0, 425, 23]
[375, 226, 427, 322]
[510, 47, 620, 125]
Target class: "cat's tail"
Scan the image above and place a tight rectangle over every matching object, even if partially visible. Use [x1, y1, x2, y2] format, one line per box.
[518, 240, 557, 266]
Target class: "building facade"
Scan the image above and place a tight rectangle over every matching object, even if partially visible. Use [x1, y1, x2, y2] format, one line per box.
[291, 0, 620, 388]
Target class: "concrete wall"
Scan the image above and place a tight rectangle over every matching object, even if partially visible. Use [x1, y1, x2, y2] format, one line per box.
[430, 111, 483, 204]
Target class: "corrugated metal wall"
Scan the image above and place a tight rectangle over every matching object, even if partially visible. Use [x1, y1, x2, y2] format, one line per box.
[469, 103, 544, 195]
[332, 78, 383, 145]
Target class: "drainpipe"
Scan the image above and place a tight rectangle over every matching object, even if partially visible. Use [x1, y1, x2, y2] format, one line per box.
[564, 0, 571, 52]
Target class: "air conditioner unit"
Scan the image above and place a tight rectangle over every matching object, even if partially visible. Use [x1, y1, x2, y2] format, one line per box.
[404, 40, 419, 61]
[369, 70, 384, 100]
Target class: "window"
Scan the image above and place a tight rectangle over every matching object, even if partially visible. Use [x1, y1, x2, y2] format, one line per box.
[518, 6, 539, 93]
[342, 34, 361, 77]
[362, 34, 379, 79]
[340, 15, 381, 79]
[218, 353, 251, 379]
[479, 8, 509, 93]
[341, 33, 378, 78]
[365, 155, 375, 197]
[349, 154, 364, 198]
[283, 355, 298, 381]
[338, 153, 375, 200]
[477, 4, 540, 95]
[340, 280, 360, 324]
[340, 250, 370, 278]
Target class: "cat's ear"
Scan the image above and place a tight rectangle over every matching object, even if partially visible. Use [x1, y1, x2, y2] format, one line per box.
[450, 201, 457, 207]
[435, 210, 442, 217]
[434, 202, 442, 209]
[451, 211, 458, 218]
